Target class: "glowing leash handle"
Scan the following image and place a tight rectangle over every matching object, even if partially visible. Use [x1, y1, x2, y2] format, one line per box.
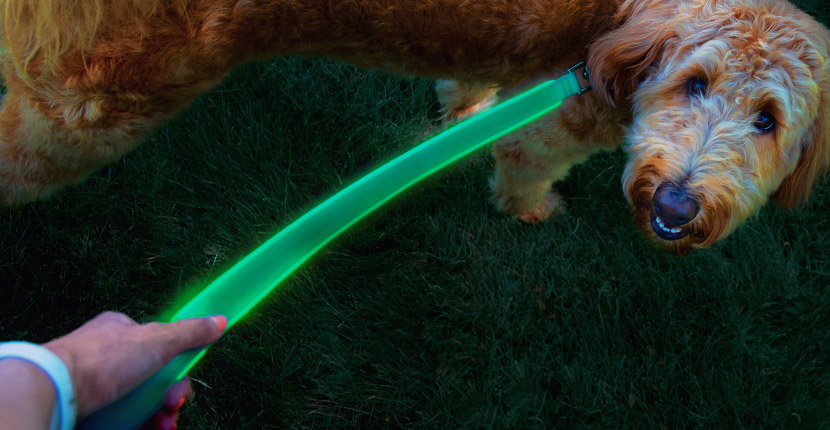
[77, 65, 587, 429]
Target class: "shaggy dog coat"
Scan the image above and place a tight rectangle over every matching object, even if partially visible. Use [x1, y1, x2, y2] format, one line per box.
[1, 0, 828, 254]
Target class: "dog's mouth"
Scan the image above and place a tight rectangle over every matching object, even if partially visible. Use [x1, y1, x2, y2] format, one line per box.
[629, 187, 734, 255]
[625, 163, 739, 254]
[649, 209, 690, 241]
[645, 182, 699, 241]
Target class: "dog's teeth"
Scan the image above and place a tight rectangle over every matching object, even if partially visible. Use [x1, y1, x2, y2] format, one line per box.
[654, 215, 683, 235]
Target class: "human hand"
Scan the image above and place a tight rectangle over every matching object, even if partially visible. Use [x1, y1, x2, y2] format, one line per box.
[42, 312, 227, 426]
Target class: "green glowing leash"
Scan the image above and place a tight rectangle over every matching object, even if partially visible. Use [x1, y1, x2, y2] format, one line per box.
[78, 63, 589, 429]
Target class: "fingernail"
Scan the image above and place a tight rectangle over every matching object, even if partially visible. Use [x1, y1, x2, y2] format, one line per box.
[162, 395, 186, 413]
[209, 314, 228, 332]
[173, 396, 187, 410]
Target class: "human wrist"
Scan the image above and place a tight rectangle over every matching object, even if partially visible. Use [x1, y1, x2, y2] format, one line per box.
[42, 340, 96, 418]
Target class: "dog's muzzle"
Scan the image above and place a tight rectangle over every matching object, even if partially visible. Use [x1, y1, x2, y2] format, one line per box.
[650, 183, 699, 240]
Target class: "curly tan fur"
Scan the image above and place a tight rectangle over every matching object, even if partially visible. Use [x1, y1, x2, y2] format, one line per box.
[0, 0, 827, 255]
[589, 0, 830, 254]
[444, 0, 830, 255]
[0, 0, 621, 203]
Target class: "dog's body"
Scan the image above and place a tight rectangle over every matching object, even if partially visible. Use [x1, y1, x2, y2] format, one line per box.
[1, 0, 828, 254]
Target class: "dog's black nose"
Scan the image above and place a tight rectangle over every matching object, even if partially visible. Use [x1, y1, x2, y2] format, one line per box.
[652, 183, 699, 227]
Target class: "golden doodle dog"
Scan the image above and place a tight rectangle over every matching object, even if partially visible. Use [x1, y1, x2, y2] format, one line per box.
[0, 0, 828, 255]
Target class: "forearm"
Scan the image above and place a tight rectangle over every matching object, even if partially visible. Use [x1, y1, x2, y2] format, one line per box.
[0, 358, 55, 430]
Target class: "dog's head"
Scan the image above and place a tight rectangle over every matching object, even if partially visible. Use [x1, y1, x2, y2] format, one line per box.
[587, 0, 830, 255]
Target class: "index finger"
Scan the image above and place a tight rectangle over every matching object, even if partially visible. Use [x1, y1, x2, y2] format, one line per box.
[143, 315, 228, 363]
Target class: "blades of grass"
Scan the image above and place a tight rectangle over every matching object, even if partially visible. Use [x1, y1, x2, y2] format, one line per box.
[77, 70, 583, 430]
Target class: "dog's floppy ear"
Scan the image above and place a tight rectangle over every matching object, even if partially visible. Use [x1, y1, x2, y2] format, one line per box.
[586, 0, 678, 107]
[770, 88, 830, 208]
[770, 20, 830, 209]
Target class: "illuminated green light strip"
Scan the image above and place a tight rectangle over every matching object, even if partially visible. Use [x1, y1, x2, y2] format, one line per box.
[78, 71, 583, 430]
[172, 75, 578, 328]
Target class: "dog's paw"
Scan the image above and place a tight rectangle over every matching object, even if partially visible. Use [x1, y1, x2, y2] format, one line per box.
[442, 101, 496, 122]
[490, 175, 566, 223]
[435, 79, 499, 123]
[517, 190, 566, 223]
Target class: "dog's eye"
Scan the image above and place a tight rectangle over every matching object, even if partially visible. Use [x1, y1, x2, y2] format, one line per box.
[686, 77, 707, 97]
[754, 111, 775, 133]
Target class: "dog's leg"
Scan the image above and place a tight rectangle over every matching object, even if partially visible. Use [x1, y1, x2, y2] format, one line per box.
[435, 80, 500, 122]
[490, 93, 628, 223]
[490, 132, 584, 223]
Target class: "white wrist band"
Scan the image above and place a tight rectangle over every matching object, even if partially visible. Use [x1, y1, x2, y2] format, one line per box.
[0, 341, 77, 430]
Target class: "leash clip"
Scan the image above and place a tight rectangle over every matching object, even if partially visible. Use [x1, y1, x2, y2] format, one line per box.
[567, 61, 592, 95]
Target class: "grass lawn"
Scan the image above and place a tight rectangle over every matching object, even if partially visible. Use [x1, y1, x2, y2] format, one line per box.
[2, 2, 829, 428]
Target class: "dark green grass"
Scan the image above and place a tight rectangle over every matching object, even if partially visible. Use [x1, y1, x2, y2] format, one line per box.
[2, 3, 830, 428]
